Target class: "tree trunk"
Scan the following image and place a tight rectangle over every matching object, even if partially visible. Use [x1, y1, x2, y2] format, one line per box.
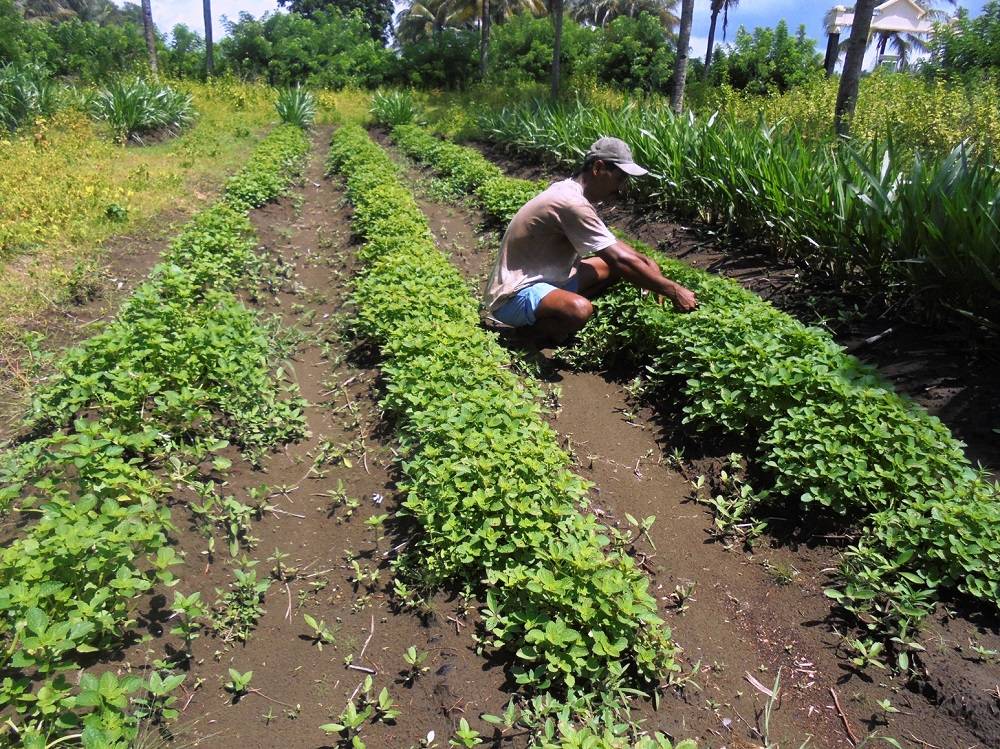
[671, 0, 694, 113]
[204, 0, 214, 77]
[480, 0, 490, 78]
[141, 0, 158, 76]
[823, 32, 840, 76]
[550, 0, 563, 100]
[703, 6, 720, 79]
[834, 0, 876, 136]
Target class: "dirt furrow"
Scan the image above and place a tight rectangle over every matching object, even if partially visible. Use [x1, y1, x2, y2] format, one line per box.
[379, 134, 992, 749]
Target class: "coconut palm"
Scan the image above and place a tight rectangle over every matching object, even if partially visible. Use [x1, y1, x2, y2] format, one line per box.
[204, 0, 214, 76]
[395, 0, 460, 43]
[703, 0, 739, 76]
[141, 0, 159, 76]
[570, 0, 679, 29]
[670, 0, 693, 113]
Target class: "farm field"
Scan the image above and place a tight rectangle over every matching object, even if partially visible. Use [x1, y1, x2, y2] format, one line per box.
[1, 90, 998, 748]
[4, 0, 1000, 743]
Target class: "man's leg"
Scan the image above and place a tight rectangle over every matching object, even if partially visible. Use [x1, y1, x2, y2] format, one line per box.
[532, 289, 594, 343]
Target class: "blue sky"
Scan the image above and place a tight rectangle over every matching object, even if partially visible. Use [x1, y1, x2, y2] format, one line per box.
[141, 0, 989, 60]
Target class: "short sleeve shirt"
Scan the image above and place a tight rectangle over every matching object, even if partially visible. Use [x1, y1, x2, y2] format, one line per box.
[482, 179, 618, 312]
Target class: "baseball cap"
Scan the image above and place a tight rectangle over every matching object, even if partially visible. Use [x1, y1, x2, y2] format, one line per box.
[585, 136, 648, 177]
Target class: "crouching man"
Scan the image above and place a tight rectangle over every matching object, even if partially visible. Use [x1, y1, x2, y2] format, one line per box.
[482, 136, 697, 344]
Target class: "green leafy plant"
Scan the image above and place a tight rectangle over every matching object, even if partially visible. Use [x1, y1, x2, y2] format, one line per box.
[89, 77, 195, 144]
[303, 613, 337, 650]
[276, 85, 316, 129]
[225, 668, 254, 698]
[370, 89, 419, 128]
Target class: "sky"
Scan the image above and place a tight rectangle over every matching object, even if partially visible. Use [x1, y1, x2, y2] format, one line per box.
[140, 0, 990, 62]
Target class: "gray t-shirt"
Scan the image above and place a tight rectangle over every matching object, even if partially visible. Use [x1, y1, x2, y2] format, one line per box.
[482, 178, 618, 313]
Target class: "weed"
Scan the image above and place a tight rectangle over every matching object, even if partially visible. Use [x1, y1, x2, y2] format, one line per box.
[224, 669, 253, 699]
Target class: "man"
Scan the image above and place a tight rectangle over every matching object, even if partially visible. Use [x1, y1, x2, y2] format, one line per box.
[482, 136, 698, 344]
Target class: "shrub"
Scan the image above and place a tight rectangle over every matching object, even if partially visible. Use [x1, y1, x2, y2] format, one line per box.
[89, 78, 195, 144]
[275, 85, 316, 129]
[370, 89, 418, 128]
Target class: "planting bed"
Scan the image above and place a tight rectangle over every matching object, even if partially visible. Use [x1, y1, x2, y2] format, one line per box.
[1, 112, 997, 749]
[377, 124, 1000, 748]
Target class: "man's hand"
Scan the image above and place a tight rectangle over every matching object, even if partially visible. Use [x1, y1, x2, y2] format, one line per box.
[668, 284, 698, 312]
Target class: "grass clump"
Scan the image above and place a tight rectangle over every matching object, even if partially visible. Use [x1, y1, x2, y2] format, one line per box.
[275, 85, 316, 129]
[88, 77, 195, 144]
[0, 62, 58, 132]
[369, 89, 419, 128]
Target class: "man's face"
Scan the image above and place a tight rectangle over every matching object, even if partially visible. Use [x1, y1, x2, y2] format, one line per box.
[591, 160, 629, 200]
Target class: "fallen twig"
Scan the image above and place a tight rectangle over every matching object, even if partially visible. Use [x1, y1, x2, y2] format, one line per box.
[358, 614, 375, 660]
[829, 687, 859, 747]
[347, 664, 376, 674]
[284, 581, 292, 622]
[248, 688, 297, 709]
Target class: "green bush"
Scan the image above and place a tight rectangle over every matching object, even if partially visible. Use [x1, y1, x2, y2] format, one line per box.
[706, 20, 822, 95]
[928, 1, 1000, 77]
[224, 123, 310, 209]
[88, 77, 195, 143]
[394, 28, 479, 89]
[577, 13, 675, 94]
[276, 85, 316, 128]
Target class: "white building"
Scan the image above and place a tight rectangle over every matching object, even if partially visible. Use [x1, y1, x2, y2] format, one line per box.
[823, 0, 937, 73]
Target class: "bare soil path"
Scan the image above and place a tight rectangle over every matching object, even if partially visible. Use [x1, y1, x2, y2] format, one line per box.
[379, 133, 999, 749]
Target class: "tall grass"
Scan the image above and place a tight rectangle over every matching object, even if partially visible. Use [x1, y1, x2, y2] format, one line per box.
[479, 99, 1000, 328]
[88, 78, 195, 144]
[0, 63, 59, 132]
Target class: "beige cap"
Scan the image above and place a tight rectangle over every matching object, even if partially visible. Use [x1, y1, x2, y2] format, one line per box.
[585, 136, 648, 176]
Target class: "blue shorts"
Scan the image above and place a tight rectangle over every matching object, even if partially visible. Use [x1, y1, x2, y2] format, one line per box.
[491, 276, 580, 328]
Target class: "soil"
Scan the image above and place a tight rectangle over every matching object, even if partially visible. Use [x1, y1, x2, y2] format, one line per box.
[374, 134, 1000, 749]
[3, 128, 998, 749]
[470, 142, 1000, 476]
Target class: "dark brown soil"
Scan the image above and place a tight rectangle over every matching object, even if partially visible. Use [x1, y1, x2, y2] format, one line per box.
[471, 141, 1000, 476]
[383, 137, 1000, 749]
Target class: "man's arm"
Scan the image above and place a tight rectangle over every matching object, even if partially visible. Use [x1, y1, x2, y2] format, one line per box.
[596, 241, 698, 311]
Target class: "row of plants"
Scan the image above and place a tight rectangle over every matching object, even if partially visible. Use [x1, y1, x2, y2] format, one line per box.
[326, 124, 689, 742]
[385, 123, 1000, 668]
[0, 123, 310, 746]
[475, 98, 1000, 330]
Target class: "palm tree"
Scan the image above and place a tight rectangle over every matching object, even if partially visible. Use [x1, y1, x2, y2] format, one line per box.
[140, 0, 159, 76]
[670, 0, 693, 113]
[203, 0, 214, 76]
[835, 0, 877, 135]
[570, 0, 679, 28]
[550, 0, 564, 98]
[703, 0, 738, 77]
[395, 0, 460, 43]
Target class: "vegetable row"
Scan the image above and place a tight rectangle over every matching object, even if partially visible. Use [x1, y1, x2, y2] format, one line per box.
[326, 124, 680, 709]
[387, 123, 1000, 660]
[0, 124, 309, 747]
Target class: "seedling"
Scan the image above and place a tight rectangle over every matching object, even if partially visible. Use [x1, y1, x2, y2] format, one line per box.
[373, 686, 400, 723]
[303, 613, 337, 650]
[846, 637, 888, 671]
[449, 718, 482, 747]
[669, 581, 697, 613]
[225, 668, 254, 699]
[133, 670, 185, 724]
[320, 699, 372, 740]
[170, 590, 209, 659]
[876, 698, 899, 715]
[402, 645, 429, 683]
